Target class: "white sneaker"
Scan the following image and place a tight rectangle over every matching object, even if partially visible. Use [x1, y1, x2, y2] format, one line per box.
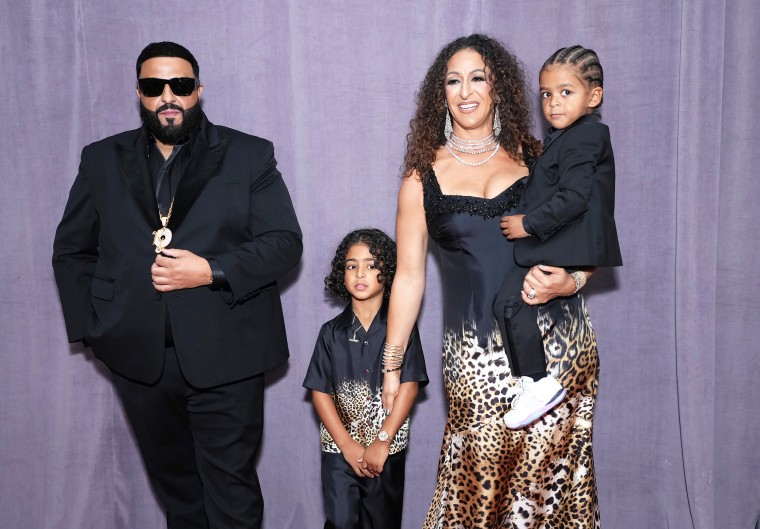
[504, 375, 566, 429]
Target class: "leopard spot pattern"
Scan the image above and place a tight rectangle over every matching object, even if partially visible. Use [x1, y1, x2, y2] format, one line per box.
[424, 294, 600, 528]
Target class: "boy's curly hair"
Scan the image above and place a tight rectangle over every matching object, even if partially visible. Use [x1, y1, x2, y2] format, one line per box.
[324, 228, 397, 302]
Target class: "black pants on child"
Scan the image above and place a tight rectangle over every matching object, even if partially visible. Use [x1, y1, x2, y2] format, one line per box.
[493, 263, 548, 378]
[321, 450, 406, 529]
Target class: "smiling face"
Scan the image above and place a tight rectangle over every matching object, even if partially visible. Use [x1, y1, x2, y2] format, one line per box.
[444, 48, 495, 138]
[137, 56, 203, 145]
[343, 243, 384, 304]
[539, 64, 602, 129]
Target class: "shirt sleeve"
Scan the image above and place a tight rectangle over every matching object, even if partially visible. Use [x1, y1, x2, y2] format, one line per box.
[302, 323, 334, 393]
[400, 323, 429, 387]
[207, 258, 230, 291]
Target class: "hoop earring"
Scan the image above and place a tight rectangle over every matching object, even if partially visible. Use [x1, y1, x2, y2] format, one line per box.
[444, 107, 453, 140]
[493, 106, 502, 137]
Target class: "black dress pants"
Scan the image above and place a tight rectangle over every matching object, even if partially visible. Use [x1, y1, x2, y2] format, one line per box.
[112, 347, 265, 529]
[493, 263, 547, 378]
[321, 451, 406, 529]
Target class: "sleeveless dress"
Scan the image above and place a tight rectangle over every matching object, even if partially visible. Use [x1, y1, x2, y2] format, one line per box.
[422, 171, 601, 529]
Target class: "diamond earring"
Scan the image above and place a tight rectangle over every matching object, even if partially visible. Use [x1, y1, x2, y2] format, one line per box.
[493, 106, 502, 137]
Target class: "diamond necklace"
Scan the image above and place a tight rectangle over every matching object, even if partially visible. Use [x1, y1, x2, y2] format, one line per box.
[447, 132, 498, 152]
[445, 143, 500, 167]
[445, 132, 500, 167]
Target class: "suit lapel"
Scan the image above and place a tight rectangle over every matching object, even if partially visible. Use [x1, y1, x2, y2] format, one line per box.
[116, 128, 159, 228]
[167, 115, 230, 230]
[540, 113, 598, 156]
[540, 127, 570, 157]
[524, 124, 573, 195]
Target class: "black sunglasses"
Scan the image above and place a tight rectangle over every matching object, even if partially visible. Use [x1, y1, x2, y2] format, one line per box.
[138, 77, 199, 97]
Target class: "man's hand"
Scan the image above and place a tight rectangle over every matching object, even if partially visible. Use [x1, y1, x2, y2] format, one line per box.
[151, 249, 212, 292]
[500, 214, 529, 240]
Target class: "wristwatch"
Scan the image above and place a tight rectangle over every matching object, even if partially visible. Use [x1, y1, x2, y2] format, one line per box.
[377, 430, 390, 442]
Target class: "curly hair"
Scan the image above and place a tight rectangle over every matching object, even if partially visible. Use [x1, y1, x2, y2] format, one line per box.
[324, 228, 397, 302]
[403, 34, 541, 180]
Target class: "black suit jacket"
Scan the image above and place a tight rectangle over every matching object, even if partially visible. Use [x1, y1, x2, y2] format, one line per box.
[514, 113, 622, 268]
[53, 113, 302, 387]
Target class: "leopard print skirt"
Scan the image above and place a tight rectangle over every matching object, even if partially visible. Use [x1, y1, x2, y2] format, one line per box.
[423, 293, 600, 529]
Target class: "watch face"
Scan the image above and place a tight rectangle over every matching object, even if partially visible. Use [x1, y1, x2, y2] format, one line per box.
[378, 430, 389, 442]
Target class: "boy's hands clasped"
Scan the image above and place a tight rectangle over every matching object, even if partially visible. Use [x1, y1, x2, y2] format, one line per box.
[341, 439, 374, 478]
[361, 439, 390, 476]
[342, 439, 390, 479]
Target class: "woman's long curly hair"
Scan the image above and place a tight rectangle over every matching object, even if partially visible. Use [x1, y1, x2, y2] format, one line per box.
[324, 228, 397, 302]
[403, 34, 541, 180]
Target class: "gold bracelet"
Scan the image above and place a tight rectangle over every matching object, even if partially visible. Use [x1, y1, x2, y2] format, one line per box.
[383, 343, 405, 370]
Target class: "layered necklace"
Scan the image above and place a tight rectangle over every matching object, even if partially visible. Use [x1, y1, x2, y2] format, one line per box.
[445, 132, 500, 167]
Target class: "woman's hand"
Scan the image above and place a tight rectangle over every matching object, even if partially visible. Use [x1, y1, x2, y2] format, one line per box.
[381, 371, 401, 415]
[521, 265, 576, 305]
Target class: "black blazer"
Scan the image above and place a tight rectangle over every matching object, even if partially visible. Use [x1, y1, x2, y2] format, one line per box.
[514, 113, 622, 268]
[53, 113, 302, 387]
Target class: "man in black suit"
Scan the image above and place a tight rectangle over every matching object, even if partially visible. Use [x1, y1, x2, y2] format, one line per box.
[52, 42, 302, 528]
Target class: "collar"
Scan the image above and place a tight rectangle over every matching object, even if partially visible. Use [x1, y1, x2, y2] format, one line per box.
[336, 300, 389, 329]
[117, 111, 229, 231]
[543, 112, 599, 148]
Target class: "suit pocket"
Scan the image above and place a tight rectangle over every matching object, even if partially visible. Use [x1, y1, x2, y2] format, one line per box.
[236, 281, 277, 306]
[90, 276, 115, 301]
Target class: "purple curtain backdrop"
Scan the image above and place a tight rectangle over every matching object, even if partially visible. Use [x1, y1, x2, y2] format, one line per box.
[1, 1, 758, 528]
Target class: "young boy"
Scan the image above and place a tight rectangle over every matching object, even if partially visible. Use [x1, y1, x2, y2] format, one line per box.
[303, 228, 428, 529]
[494, 45, 622, 428]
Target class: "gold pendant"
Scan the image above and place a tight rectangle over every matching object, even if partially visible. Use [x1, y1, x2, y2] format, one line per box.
[152, 226, 173, 253]
[153, 206, 174, 254]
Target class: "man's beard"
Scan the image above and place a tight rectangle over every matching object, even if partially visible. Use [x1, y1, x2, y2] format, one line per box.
[140, 101, 202, 144]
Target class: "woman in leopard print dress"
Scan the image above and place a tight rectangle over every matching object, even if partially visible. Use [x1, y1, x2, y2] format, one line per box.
[382, 35, 601, 528]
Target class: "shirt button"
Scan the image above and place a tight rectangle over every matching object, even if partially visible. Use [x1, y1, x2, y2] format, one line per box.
[153, 292, 162, 301]
[363, 369, 370, 376]
[363, 341, 368, 345]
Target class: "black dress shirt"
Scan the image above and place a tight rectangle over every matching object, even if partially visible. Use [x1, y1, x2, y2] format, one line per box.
[303, 302, 428, 454]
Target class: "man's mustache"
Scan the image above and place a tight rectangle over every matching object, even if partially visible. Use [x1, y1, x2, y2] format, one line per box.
[156, 103, 184, 115]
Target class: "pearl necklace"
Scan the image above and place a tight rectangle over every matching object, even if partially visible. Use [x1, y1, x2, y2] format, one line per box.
[445, 132, 500, 166]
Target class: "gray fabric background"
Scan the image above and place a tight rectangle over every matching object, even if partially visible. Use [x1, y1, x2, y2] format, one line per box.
[1, 1, 758, 528]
